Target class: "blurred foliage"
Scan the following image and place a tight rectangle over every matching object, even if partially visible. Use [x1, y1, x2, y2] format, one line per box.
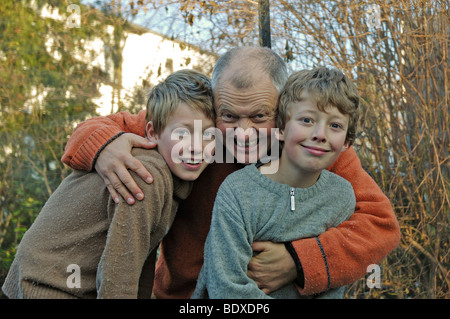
[0, 0, 108, 288]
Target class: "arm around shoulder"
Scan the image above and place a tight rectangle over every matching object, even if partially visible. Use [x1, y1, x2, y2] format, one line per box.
[292, 147, 400, 295]
[61, 110, 147, 171]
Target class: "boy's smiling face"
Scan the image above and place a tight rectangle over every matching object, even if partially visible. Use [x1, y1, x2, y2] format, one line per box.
[146, 102, 216, 181]
[278, 93, 350, 180]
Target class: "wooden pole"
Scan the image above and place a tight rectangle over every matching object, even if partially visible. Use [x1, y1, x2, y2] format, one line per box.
[258, 0, 271, 48]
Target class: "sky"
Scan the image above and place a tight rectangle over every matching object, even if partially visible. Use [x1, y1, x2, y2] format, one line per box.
[80, 0, 213, 48]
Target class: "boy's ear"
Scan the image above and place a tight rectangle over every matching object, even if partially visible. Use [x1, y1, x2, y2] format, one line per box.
[341, 141, 350, 152]
[145, 121, 158, 144]
[275, 128, 285, 142]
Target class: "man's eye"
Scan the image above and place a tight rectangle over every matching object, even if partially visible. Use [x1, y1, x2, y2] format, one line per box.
[251, 114, 267, 121]
[221, 113, 237, 121]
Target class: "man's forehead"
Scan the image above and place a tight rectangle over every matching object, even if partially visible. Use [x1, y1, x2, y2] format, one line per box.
[214, 73, 276, 96]
[214, 82, 278, 112]
[217, 103, 273, 114]
[220, 64, 270, 83]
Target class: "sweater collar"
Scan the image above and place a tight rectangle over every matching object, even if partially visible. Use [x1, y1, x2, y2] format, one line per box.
[244, 164, 331, 201]
[172, 175, 193, 201]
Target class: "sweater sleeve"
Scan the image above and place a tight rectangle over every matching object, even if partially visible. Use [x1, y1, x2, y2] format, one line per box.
[200, 180, 271, 299]
[96, 161, 169, 298]
[292, 147, 401, 295]
[61, 110, 147, 171]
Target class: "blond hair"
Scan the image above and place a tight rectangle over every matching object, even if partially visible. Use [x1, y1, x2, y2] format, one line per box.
[146, 69, 215, 134]
[277, 67, 360, 145]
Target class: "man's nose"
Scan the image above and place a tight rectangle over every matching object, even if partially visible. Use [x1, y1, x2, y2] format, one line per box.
[235, 127, 257, 142]
[237, 117, 253, 131]
[237, 118, 257, 138]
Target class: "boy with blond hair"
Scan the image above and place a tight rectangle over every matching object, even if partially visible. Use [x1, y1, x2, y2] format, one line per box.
[2, 69, 216, 299]
[192, 67, 360, 299]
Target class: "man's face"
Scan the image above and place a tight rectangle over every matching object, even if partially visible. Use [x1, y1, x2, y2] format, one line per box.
[214, 69, 279, 164]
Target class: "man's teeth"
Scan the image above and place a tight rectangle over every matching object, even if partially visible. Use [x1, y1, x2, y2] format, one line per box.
[236, 139, 258, 147]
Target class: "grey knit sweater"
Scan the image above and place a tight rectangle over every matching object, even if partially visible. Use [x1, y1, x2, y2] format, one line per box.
[2, 148, 192, 299]
[192, 164, 356, 299]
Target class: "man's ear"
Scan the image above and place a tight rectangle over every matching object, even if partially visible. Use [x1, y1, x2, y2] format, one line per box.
[145, 121, 158, 144]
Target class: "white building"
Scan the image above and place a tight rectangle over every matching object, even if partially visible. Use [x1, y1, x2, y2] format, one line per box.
[94, 25, 218, 115]
[40, 2, 218, 116]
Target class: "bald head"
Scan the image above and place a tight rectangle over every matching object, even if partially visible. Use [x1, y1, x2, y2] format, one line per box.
[211, 46, 288, 93]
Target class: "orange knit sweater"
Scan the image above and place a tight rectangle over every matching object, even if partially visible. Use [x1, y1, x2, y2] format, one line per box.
[62, 110, 400, 297]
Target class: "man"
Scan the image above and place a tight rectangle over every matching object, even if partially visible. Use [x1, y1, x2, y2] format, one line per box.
[62, 46, 400, 298]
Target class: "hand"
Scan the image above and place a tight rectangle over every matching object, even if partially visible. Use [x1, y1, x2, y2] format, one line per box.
[247, 241, 297, 294]
[95, 133, 156, 205]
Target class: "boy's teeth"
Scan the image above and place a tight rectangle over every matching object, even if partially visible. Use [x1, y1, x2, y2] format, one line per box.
[184, 159, 201, 164]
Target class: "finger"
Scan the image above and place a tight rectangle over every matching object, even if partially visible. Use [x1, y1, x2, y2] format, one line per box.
[104, 178, 120, 204]
[106, 170, 136, 205]
[125, 156, 153, 185]
[104, 173, 134, 204]
[247, 269, 269, 292]
[115, 168, 143, 203]
[251, 241, 270, 252]
[128, 134, 157, 149]
[261, 287, 271, 294]
[247, 256, 260, 271]
[247, 268, 259, 285]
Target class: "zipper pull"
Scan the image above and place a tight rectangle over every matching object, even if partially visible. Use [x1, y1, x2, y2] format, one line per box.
[290, 187, 295, 211]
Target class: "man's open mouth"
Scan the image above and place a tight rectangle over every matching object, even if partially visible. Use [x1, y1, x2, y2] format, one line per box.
[235, 138, 258, 149]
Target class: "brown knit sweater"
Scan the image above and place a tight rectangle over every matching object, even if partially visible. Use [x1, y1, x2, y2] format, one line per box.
[2, 148, 192, 299]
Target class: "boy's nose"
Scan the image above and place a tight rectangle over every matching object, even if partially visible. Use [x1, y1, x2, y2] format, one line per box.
[187, 134, 203, 155]
[312, 125, 327, 143]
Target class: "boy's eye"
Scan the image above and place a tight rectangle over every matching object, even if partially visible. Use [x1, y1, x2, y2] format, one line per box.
[300, 117, 313, 124]
[203, 128, 216, 139]
[173, 128, 190, 137]
[331, 123, 344, 129]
